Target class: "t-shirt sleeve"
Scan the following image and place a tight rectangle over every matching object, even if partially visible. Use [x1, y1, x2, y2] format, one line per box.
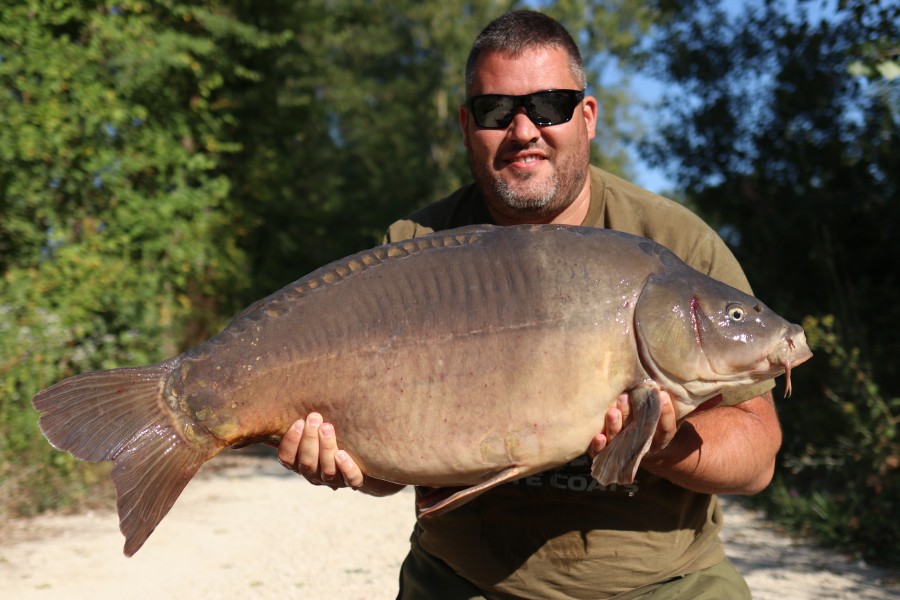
[384, 219, 433, 244]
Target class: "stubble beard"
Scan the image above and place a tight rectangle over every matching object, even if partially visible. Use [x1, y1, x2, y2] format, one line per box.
[494, 170, 558, 211]
[470, 141, 590, 223]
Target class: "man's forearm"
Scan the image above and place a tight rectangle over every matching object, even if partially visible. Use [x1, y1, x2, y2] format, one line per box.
[639, 392, 781, 495]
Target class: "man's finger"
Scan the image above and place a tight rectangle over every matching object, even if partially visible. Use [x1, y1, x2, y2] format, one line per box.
[336, 450, 365, 489]
[277, 419, 305, 470]
[298, 413, 322, 476]
[605, 405, 623, 439]
[617, 394, 631, 421]
[318, 423, 339, 484]
[653, 393, 678, 451]
[588, 433, 608, 457]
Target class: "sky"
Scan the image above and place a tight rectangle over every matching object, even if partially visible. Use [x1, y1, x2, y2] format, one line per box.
[615, 0, 749, 195]
[619, 0, 839, 195]
[625, 74, 672, 194]
[520, 0, 773, 195]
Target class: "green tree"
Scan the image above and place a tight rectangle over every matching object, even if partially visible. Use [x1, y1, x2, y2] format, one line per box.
[224, 0, 668, 296]
[641, 0, 900, 564]
[1, 0, 672, 515]
[0, 0, 288, 512]
[220, 0, 501, 296]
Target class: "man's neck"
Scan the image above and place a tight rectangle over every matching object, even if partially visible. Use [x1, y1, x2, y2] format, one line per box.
[546, 189, 590, 226]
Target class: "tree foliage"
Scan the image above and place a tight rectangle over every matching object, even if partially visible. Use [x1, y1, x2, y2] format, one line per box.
[223, 0, 666, 294]
[1, 0, 659, 514]
[642, 0, 899, 564]
[0, 0, 281, 511]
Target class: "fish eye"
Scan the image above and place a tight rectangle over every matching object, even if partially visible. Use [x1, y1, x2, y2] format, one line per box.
[726, 304, 745, 322]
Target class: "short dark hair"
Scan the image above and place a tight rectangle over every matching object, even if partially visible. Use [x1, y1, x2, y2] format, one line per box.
[465, 10, 586, 95]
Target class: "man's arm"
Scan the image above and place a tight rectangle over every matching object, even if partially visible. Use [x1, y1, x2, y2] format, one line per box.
[638, 392, 781, 495]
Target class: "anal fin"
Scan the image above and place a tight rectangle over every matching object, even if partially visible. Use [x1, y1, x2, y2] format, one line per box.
[591, 385, 662, 485]
[416, 466, 522, 518]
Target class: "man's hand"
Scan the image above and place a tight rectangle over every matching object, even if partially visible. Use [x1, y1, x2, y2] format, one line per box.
[278, 412, 365, 489]
[587, 390, 678, 458]
[277, 413, 406, 497]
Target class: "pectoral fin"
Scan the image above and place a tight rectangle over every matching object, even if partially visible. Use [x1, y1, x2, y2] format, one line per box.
[417, 466, 522, 518]
[591, 385, 662, 485]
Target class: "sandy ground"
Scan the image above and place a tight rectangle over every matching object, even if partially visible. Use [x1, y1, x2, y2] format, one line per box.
[2, 452, 898, 600]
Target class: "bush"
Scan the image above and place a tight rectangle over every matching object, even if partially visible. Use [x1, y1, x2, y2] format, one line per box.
[754, 315, 900, 566]
[0, 1, 283, 515]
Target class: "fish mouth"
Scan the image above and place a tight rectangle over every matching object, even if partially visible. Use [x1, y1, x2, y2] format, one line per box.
[763, 327, 813, 397]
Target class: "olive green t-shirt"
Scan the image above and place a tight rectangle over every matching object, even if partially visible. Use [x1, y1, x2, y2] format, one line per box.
[385, 166, 773, 598]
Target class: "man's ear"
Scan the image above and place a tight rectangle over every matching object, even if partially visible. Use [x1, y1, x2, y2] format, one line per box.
[582, 94, 598, 141]
[459, 104, 471, 148]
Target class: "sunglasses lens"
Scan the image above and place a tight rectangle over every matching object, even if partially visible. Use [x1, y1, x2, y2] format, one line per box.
[530, 92, 578, 125]
[469, 91, 583, 129]
[471, 95, 517, 128]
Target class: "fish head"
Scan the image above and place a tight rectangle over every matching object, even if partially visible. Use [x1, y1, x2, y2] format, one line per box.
[633, 269, 813, 406]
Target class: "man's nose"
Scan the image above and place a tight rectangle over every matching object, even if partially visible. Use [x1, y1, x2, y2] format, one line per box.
[506, 109, 540, 144]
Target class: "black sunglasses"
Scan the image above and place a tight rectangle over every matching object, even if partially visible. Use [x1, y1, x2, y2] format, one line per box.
[467, 89, 585, 129]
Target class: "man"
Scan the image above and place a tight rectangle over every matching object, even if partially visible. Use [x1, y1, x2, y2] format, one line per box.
[278, 10, 779, 599]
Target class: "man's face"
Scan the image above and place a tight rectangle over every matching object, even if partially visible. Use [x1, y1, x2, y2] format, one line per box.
[459, 47, 598, 224]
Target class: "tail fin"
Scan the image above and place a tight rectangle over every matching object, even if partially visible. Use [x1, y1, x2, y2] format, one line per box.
[32, 362, 209, 556]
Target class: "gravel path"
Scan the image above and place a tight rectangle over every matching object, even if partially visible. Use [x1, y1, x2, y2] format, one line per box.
[2, 453, 898, 599]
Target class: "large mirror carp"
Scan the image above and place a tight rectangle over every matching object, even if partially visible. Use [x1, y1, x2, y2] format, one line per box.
[32, 224, 812, 556]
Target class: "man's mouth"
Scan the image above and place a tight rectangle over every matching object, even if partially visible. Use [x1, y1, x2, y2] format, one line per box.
[505, 153, 546, 167]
